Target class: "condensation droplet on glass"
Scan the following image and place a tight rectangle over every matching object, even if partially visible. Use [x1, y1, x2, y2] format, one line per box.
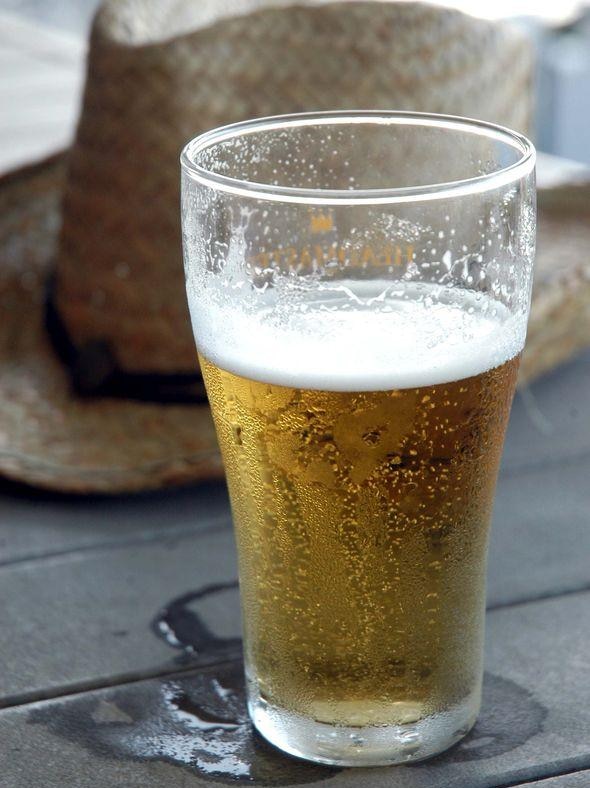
[232, 424, 243, 446]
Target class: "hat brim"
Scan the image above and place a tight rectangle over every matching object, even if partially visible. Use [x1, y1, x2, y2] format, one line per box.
[0, 154, 588, 494]
[0, 154, 222, 493]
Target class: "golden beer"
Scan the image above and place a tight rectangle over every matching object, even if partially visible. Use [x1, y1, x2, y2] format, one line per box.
[201, 345, 519, 729]
[181, 110, 535, 765]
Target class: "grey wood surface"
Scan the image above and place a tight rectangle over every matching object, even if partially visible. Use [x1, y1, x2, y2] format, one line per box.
[514, 774, 590, 787]
[0, 481, 230, 567]
[502, 354, 590, 473]
[1, 591, 589, 787]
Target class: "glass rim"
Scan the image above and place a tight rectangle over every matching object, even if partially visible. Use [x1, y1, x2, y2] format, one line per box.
[181, 110, 535, 206]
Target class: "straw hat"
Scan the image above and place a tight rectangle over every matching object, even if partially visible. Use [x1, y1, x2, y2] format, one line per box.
[1, 0, 588, 493]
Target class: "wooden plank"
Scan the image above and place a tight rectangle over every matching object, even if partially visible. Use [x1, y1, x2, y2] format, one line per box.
[0, 591, 588, 787]
[510, 772, 590, 787]
[0, 481, 230, 566]
[488, 453, 590, 607]
[502, 350, 590, 473]
[0, 526, 239, 705]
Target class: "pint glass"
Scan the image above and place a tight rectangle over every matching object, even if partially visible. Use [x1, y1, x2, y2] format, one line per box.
[180, 112, 536, 766]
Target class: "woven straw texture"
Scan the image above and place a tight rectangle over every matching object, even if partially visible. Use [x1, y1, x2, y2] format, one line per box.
[54, 0, 533, 374]
[523, 184, 590, 383]
[0, 156, 221, 493]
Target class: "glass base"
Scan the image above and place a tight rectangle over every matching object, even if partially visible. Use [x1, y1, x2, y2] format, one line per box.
[248, 687, 479, 767]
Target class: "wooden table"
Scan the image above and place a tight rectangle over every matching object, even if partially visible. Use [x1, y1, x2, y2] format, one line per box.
[1, 4, 589, 786]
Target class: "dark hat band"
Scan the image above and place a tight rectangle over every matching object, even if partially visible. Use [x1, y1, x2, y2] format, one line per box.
[45, 276, 207, 405]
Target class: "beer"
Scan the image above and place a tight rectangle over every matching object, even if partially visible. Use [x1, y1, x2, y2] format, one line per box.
[198, 281, 522, 733]
[181, 109, 536, 765]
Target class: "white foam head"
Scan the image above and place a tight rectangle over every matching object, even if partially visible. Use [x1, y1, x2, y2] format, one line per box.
[189, 280, 526, 391]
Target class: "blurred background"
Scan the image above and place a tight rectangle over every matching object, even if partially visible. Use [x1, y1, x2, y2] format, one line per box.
[2, 0, 590, 174]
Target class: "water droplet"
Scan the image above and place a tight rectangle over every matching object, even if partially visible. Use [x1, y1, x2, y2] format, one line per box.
[232, 424, 243, 445]
[362, 429, 381, 446]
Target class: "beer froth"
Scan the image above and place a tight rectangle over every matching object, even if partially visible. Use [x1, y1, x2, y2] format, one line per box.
[190, 280, 526, 391]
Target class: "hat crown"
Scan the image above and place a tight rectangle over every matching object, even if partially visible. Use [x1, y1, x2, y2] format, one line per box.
[54, 0, 533, 376]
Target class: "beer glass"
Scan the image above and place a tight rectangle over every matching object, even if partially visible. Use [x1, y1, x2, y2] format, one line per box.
[180, 112, 535, 766]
